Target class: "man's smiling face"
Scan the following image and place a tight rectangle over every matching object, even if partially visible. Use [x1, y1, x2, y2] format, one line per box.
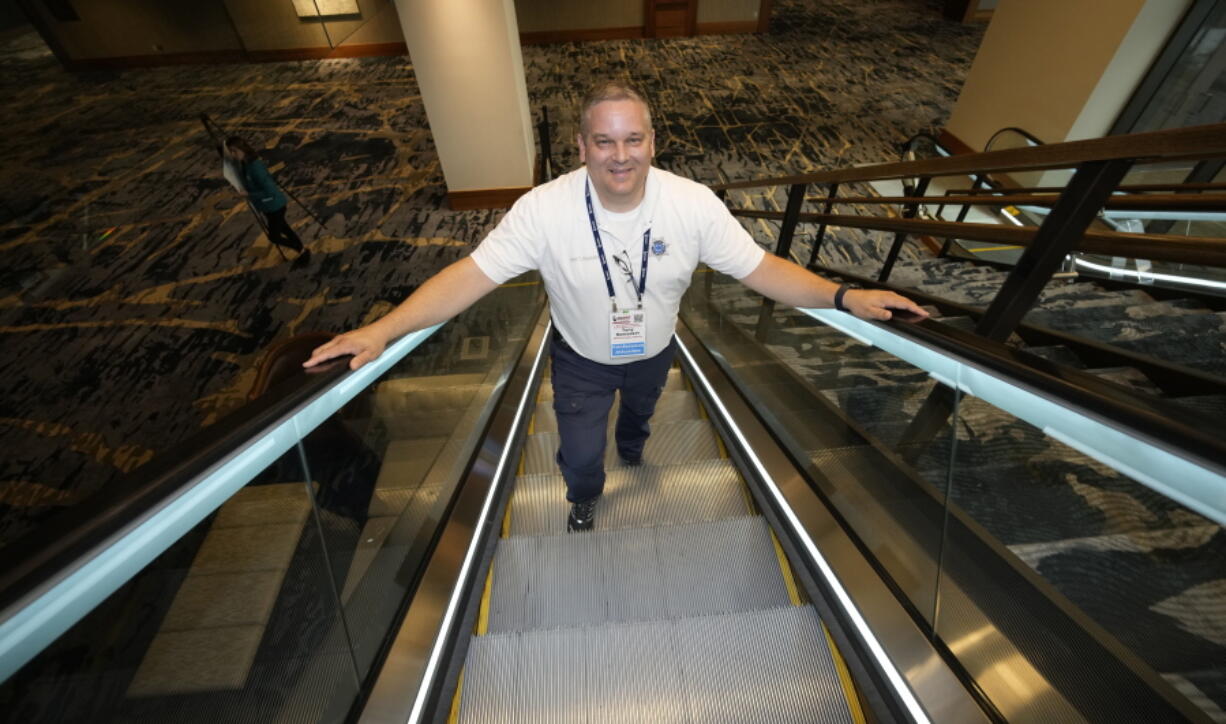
[577, 98, 655, 213]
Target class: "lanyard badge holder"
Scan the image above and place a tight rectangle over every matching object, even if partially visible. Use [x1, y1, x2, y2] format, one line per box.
[585, 180, 650, 359]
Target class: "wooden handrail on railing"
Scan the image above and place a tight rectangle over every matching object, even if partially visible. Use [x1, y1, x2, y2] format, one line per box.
[815, 193, 1226, 211]
[712, 121, 1226, 349]
[729, 210, 1226, 268]
[951, 182, 1226, 195]
[711, 123, 1226, 191]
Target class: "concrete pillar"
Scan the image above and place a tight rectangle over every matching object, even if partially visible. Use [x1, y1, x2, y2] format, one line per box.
[393, 0, 536, 209]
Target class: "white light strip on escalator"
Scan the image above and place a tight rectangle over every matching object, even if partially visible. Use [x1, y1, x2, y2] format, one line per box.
[1072, 257, 1226, 292]
[406, 322, 550, 724]
[676, 337, 932, 724]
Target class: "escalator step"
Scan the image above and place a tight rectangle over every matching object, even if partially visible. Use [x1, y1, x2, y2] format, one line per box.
[508, 458, 747, 537]
[532, 389, 700, 433]
[521, 419, 721, 475]
[373, 381, 494, 437]
[461, 606, 853, 724]
[488, 515, 788, 633]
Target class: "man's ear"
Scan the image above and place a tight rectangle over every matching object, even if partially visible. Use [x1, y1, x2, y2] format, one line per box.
[576, 133, 586, 163]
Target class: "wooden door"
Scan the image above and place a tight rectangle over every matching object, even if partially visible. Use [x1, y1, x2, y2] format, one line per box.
[644, 0, 697, 38]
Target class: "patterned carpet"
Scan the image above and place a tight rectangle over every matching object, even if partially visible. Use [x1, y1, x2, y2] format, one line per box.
[0, 0, 982, 548]
[3, 1, 1225, 721]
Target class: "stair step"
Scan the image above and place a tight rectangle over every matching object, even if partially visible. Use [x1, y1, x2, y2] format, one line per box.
[521, 419, 721, 475]
[461, 606, 853, 724]
[127, 483, 310, 698]
[508, 458, 748, 536]
[488, 516, 790, 633]
[127, 626, 265, 697]
[371, 437, 446, 511]
[532, 389, 700, 433]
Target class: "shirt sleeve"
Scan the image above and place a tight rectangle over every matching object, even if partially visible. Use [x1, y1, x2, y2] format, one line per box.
[696, 186, 766, 280]
[469, 190, 543, 284]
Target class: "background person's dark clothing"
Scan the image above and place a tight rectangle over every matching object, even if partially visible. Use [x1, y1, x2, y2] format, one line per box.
[241, 159, 303, 253]
[265, 205, 304, 253]
[550, 331, 676, 504]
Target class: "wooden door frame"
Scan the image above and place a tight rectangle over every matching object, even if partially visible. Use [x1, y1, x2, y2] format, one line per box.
[643, 0, 698, 38]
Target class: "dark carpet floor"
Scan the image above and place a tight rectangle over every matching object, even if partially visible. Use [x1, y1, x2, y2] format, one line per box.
[0, 0, 981, 547]
[3, 1, 1225, 721]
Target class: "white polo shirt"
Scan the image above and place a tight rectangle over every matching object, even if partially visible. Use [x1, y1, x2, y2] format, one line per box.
[470, 166, 766, 365]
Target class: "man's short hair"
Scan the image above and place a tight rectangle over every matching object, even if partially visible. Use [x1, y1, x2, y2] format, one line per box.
[578, 81, 653, 137]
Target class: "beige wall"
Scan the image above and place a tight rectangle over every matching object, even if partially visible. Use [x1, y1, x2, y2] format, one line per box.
[31, 0, 402, 61]
[33, 0, 242, 59]
[395, 0, 535, 192]
[222, 0, 327, 51]
[946, 0, 1192, 151]
[697, 0, 759, 25]
[334, 0, 405, 47]
[513, 0, 641, 33]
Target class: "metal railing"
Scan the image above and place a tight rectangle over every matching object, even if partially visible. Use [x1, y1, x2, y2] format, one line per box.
[711, 122, 1226, 345]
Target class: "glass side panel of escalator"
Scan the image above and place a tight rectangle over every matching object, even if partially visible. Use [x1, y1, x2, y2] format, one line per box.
[0, 275, 544, 724]
[682, 268, 1223, 722]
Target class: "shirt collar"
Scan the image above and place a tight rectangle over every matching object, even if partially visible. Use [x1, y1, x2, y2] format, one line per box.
[585, 166, 660, 232]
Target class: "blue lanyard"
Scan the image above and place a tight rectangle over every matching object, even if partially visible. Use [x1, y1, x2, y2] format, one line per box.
[585, 179, 650, 310]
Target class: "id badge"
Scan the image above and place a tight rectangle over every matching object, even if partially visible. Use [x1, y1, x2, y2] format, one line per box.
[609, 308, 647, 358]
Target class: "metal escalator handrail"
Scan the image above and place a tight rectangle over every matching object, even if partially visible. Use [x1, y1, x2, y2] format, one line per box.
[983, 126, 1045, 152]
[711, 122, 1226, 191]
[800, 306, 1226, 524]
[897, 131, 951, 161]
[0, 323, 442, 682]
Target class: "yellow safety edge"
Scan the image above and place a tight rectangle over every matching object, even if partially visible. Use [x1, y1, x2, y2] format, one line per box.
[476, 563, 494, 636]
[822, 621, 868, 724]
[447, 668, 465, 723]
[768, 529, 803, 607]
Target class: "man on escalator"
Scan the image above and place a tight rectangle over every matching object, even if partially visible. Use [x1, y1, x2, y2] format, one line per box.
[303, 81, 927, 532]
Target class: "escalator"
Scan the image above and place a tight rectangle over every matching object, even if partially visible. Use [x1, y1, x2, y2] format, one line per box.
[3, 263, 1224, 722]
[454, 358, 859, 722]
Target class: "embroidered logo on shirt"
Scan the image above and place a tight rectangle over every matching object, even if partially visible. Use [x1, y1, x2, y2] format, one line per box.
[650, 239, 668, 257]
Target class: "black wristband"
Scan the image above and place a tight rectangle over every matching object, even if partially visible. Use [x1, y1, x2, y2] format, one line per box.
[834, 284, 852, 312]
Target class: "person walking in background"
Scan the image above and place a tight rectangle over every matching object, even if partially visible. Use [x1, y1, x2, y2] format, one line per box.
[225, 136, 309, 264]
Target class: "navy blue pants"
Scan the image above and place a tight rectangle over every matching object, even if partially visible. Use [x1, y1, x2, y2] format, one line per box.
[550, 332, 676, 504]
